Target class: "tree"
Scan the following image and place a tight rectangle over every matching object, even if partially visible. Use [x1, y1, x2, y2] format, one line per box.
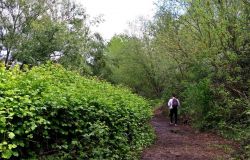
[105, 32, 169, 97]
[150, 2, 249, 153]
[0, 0, 97, 74]
[87, 33, 106, 77]
[0, 0, 46, 67]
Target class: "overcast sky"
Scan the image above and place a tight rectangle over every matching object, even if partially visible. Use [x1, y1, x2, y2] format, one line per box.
[75, 0, 156, 40]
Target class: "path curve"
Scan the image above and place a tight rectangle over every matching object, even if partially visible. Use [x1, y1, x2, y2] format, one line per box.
[141, 108, 237, 160]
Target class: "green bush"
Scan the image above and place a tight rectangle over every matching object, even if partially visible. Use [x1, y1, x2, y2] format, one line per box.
[180, 78, 250, 158]
[0, 63, 154, 159]
[180, 79, 214, 129]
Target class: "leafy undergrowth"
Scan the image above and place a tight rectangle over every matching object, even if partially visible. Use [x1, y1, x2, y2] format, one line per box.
[0, 63, 154, 159]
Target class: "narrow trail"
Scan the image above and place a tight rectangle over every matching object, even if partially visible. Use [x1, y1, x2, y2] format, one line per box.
[141, 108, 238, 160]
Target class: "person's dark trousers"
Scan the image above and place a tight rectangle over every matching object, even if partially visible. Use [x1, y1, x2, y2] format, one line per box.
[169, 107, 178, 124]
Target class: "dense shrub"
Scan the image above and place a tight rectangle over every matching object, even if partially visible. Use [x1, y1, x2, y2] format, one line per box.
[180, 78, 250, 158]
[180, 78, 249, 133]
[0, 63, 154, 159]
[180, 79, 214, 130]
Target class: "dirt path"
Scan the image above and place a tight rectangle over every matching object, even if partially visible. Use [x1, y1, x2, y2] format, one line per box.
[141, 108, 238, 160]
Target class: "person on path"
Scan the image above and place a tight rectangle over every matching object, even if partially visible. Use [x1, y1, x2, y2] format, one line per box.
[168, 94, 180, 126]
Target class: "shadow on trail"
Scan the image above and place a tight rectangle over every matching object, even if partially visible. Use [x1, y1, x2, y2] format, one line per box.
[141, 108, 237, 160]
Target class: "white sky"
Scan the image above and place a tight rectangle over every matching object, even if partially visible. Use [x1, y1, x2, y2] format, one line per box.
[75, 0, 156, 40]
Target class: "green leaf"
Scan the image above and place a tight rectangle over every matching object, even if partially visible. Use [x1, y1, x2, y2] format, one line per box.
[8, 144, 17, 149]
[8, 132, 15, 139]
[27, 134, 33, 139]
[13, 151, 19, 157]
[0, 117, 6, 123]
[2, 150, 13, 159]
